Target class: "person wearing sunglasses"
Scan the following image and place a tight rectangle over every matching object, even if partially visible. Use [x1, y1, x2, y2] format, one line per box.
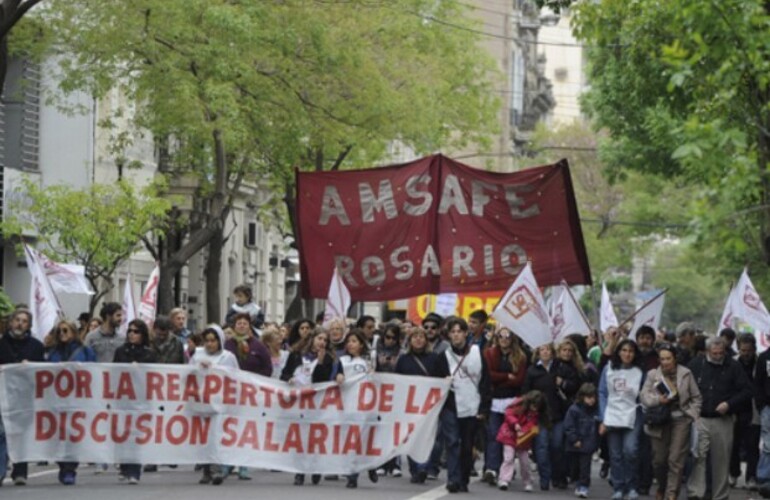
[46, 320, 96, 485]
[422, 312, 448, 355]
[113, 319, 158, 484]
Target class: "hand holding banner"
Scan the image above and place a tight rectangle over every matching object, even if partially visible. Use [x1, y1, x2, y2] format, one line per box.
[492, 262, 552, 349]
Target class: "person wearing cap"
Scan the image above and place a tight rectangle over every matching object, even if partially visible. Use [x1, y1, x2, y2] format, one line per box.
[675, 322, 698, 366]
[423, 313, 448, 355]
[687, 336, 753, 500]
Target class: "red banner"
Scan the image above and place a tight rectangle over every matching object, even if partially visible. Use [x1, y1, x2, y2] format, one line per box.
[296, 154, 590, 300]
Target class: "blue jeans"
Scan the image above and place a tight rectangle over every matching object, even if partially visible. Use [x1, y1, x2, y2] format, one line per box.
[0, 414, 6, 480]
[437, 408, 461, 486]
[607, 415, 642, 494]
[427, 421, 446, 477]
[484, 411, 504, 474]
[757, 407, 770, 483]
[534, 419, 565, 488]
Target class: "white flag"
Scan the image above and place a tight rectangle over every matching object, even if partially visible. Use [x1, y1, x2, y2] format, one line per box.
[23, 244, 62, 340]
[718, 285, 738, 333]
[119, 273, 137, 337]
[729, 269, 770, 352]
[492, 262, 552, 349]
[323, 267, 351, 327]
[551, 282, 591, 342]
[34, 252, 94, 295]
[600, 282, 619, 332]
[138, 265, 160, 328]
[628, 290, 666, 340]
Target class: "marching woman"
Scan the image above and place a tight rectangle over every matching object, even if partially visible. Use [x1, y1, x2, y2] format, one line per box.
[441, 317, 491, 493]
[375, 323, 405, 477]
[335, 328, 380, 488]
[598, 339, 645, 500]
[260, 325, 289, 379]
[640, 343, 701, 500]
[395, 326, 450, 483]
[113, 319, 158, 485]
[281, 328, 337, 486]
[48, 320, 96, 485]
[286, 318, 315, 350]
[190, 325, 239, 485]
[482, 326, 527, 486]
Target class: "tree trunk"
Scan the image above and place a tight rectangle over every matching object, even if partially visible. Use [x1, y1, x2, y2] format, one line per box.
[205, 226, 224, 324]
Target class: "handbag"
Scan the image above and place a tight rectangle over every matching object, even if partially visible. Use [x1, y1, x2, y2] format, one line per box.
[644, 404, 671, 426]
[515, 424, 539, 448]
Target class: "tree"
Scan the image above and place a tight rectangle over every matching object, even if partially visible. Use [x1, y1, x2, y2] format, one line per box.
[566, 0, 770, 294]
[0, 179, 170, 314]
[0, 0, 43, 97]
[18, 0, 500, 321]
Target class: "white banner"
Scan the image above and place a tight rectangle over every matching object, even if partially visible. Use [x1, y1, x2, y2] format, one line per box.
[138, 265, 160, 327]
[0, 363, 449, 473]
[628, 290, 666, 340]
[718, 285, 736, 332]
[323, 267, 351, 327]
[728, 269, 770, 352]
[600, 282, 619, 333]
[551, 281, 591, 342]
[119, 273, 136, 337]
[492, 262, 552, 349]
[36, 251, 94, 295]
[24, 244, 62, 340]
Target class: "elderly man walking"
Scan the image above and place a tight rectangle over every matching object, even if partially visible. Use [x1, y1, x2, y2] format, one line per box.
[687, 336, 753, 500]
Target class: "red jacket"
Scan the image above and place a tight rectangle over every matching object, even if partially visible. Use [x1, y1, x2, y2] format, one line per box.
[484, 345, 527, 399]
[496, 398, 539, 450]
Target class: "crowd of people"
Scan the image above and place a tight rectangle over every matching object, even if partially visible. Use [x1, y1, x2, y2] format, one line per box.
[0, 285, 766, 500]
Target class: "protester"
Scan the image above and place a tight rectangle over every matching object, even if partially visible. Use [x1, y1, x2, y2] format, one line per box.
[564, 383, 600, 498]
[335, 328, 379, 488]
[260, 325, 288, 379]
[599, 339, 644, 500]
[730, 333, 759, 490]
[84, 302, 124, 363]
[169, 307, 191, 341]
[287, 318, 315, 350]
[374, 322, 404, 477]
[225, 312, 271, 377]
[113, 319, 157, 484]
[496, 390, 543, 492]
[281, 329, 336, 486]
[674, 322, 697, 366]
[467, 309, 489, 350]
[395, 326, 450, 483]
[640, 343, 701, 500]
[224, 284, 263, 330]
[190, 325, 238, 485]
[423, 312, 448, 355]
[0, 309, 44, 485]
[634, 325, 660, 495]
[687, 336, 753, 500]
[482, 325, 527, 486]
[356, 315, 377, 346]
[440, 316, 491, 493]
[46, 319, 96, 484]
[327, 318, 347, 357]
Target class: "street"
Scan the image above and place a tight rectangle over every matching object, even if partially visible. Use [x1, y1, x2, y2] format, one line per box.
[0, 462, 762, 500]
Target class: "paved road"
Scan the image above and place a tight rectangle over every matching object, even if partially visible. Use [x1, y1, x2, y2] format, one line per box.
[0, 462, 762, 500]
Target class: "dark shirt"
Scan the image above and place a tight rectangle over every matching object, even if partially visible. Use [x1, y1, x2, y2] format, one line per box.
[113, 343, 158, 364]
[688, 355, 752, 418]
[0, 332, 45, 364]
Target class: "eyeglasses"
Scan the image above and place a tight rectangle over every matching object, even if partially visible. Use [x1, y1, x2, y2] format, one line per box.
[424, 324, 439, 330]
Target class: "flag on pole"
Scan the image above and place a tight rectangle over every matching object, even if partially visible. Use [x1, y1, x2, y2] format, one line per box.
[323, 266, 351, 327]
[34, 252, 94, 295]
[725, 269, 770, 352]
[492, 262, 552, 349]
[119, 273, 137, 337]
[138, 265, 160, 328]
[551, 281, 592, 342]
[23, 244, 63, 340]
[718, 286, 736, 332]
[627, 289, 666, 340]
[600, 282, 619, 333]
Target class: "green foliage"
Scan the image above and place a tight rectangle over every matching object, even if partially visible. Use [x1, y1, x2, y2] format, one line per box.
[1, 178, 171, 307]
[571, 0, 770, 296]
[0, 287, 16, 318]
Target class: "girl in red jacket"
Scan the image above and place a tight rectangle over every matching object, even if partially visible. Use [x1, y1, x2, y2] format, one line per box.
[496, 390, 545, 492]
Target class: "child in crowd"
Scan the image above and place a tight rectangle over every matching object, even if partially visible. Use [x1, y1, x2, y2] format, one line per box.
[564, 383, 600, 498]
[496, 390, 544, 492]
[224, 284, 264, 331]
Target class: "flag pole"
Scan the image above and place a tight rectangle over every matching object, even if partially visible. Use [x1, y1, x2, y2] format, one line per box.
[618, 288, 668, 330]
